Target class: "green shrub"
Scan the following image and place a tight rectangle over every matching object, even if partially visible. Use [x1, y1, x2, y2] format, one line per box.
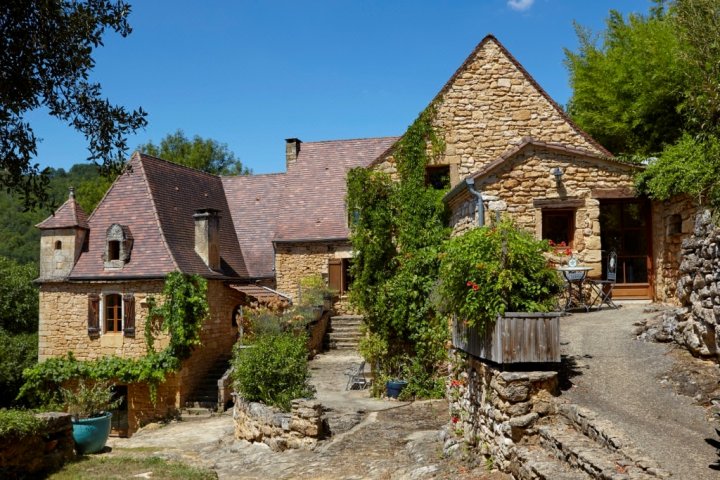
[0, 409, 43, 439]
[0, 329, 37, 407]
[232, 332, 314, 411]
[298, 275, 335, 307]
[61, 379, 122, 419]
[438, 219, 563, 331]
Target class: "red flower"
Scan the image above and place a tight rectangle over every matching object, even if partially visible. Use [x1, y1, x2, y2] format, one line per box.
[472, 284, 479, 291]
[565, 248, 572, 256]
[451, 416, 459, 424]
[466, 281, 472, 286]
[548, 239, 555, 246]
[559, 241, 566, 247]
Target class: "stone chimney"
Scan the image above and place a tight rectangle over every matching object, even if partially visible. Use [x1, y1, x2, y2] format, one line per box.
[194, 208, 221, 271]
[285, 138, 301, 170]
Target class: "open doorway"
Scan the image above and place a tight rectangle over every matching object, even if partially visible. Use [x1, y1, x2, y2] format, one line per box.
[598, 199, 653, 299]
[110, 384, 129, 437]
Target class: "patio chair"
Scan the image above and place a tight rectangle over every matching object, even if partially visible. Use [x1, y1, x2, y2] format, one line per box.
[344, 361, 369, 390]
[587, 250, 619, 309]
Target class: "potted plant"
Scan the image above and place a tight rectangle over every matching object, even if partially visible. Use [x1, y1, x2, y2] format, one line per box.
[438, 219, 563, 364]
[62, 379, 122, 454]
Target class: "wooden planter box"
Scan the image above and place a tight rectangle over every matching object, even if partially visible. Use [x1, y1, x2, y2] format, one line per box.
[452, 312, 561, 364]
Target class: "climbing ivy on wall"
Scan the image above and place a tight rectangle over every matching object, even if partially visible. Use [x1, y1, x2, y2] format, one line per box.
[19, 272, 208, 406]
[347, 103, 450, 398]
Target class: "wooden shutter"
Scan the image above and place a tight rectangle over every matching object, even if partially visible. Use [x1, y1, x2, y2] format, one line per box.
[123, 294, 135, 337]
[328, 258, 343, 294]
[88, 294, 100, 335]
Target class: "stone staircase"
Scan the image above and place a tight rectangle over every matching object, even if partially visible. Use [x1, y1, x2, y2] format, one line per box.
[182, 355, 232, 419]
[510, 404, 667, 480]
[326, 315, 364, 350]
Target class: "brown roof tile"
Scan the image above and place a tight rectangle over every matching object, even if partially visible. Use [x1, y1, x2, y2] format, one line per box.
[69, 153, 247, 280]
[275, 137, 398, 241]
[36, 190, 90, 230]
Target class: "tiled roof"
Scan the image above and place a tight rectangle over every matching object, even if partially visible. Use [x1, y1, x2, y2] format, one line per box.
[275, 137, 398, 241]
[36, 190, 89, 230]
[221, 173, 286, 279]
[69, 153, 247, 280]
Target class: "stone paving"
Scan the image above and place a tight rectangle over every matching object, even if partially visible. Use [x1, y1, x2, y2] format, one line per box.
[108, 350, 506, 479]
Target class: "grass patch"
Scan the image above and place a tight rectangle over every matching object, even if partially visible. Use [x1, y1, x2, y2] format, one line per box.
[48, 456, 217, 480]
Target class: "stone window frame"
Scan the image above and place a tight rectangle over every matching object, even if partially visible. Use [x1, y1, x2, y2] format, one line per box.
[104, 224, 133, 269]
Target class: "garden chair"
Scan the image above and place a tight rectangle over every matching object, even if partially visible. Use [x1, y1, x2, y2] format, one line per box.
[587, 250, 619, 309]
[344, 361, 369, 390]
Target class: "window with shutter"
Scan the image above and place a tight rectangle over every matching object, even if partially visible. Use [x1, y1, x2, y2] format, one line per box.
[88, 294, 100, 335]
[105, 293, 123, 333]
[123, 294, 135, 337]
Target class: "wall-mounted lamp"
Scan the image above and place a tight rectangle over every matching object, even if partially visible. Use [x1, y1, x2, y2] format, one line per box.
[551, 167, 563, 181]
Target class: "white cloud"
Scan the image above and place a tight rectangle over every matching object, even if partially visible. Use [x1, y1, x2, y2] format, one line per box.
[507, 0, 535, 12]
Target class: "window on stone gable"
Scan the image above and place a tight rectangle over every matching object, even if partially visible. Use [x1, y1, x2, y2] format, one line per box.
[54, 240, 62, 250]
[99, 292, 135, 336]
[425, 165, 450, 190]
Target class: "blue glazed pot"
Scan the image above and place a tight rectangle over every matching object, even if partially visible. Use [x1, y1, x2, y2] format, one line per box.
[72, 412, 112, 454]
[386, 380, 408, 399]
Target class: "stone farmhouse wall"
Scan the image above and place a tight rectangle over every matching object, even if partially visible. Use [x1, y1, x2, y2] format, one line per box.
[373, 38, 604, 183]
[447, 149, 637, 276]
[38, 279, 246, 435]
[651, 195, 699, 304]
[275, 241, 352, 302]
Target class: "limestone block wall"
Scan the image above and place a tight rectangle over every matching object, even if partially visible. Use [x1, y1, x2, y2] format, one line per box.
[373, 38, 604, 184]
[651, 195, 699, 304]
[233, 397, 327, 451]
[39, 228, 86, 280]
[38, 280, 166, 361]
[275, 241, 352, 302]
[127, 377, 182, 434]
[448, 351, 558, 472]
[447, 149, 637, 276]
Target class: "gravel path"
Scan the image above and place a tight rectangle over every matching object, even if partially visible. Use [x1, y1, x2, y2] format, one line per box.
[560, 303, 719, 479]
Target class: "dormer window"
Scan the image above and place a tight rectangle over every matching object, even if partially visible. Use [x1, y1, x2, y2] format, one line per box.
[104, 224, 133, 269]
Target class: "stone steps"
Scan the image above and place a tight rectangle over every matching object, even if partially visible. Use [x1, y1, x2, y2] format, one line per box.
[327, 315, 364, 350]
[184, 355, 232, 411]
[513, 445, 592, 480]
[538, 421, 660, 479]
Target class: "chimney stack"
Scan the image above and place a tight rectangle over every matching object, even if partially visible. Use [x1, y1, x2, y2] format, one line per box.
[194, 208, 221, 271]
[285, 138, 301, 170]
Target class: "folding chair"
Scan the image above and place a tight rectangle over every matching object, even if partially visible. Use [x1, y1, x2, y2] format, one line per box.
[587, 250, 619, 309]
[344, 361, 369, 390]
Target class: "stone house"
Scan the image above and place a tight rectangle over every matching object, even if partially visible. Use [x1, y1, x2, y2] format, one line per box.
[371, 35, 693, 302]
[37, 34, 694, 435]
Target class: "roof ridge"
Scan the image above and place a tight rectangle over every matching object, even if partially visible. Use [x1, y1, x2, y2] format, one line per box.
[135, 154, 182, 272]
[300, 135, 400, 145]
[136, 151, 222, 179]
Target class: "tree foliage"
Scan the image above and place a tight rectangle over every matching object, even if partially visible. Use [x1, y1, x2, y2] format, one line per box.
[139, 130, 250, 175]
[565, 4, 684, 155]
[347, 104, 450, 398]
[0, 256, 38, 333]
[0, 0, 147, 208]
[567, 0, 720, 207]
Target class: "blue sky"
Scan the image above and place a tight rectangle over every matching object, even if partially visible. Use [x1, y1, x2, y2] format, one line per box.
[28, 0, 653, 174]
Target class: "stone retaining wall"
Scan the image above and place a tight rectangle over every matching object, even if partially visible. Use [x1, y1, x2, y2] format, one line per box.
[0, 413, 75, 478]
[233, 397, 327, 451]
[447, 351, 558, 470]
[646, 209, 720, 358]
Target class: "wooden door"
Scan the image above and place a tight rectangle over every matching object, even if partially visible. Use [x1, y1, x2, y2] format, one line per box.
[599, 199, 653, 299]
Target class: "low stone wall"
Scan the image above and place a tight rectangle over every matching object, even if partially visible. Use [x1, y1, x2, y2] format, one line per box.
[447, 351, 558, 470]
[233, 396, 327, 451]
[306, 310, 330, 356]
[646, 209, 720, 358]
[0, 413, 75, 479]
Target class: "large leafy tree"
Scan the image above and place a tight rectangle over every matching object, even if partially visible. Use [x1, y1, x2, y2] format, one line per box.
[139, 130, 251, 175]
[0, 1, 147, 208]
[567, 0, 720, 206]
[564, 3, 685, 156]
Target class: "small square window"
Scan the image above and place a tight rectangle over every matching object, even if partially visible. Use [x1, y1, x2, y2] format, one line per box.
[542, 210, 575, 247]
[425, 165, 450, 190]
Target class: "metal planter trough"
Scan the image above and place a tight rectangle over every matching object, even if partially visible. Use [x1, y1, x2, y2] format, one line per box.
[452, 312, 561, 364]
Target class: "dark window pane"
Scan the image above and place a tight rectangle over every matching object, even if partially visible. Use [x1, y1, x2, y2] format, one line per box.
[425, 166, 450, 190]
[619, 257, 648, 283]
[542, 210, 574, 246]
[623, 232, 648, 255]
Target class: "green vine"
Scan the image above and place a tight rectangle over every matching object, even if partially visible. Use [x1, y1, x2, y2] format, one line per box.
[19, 272, 208, 406]
[347, 103, 450, 399]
